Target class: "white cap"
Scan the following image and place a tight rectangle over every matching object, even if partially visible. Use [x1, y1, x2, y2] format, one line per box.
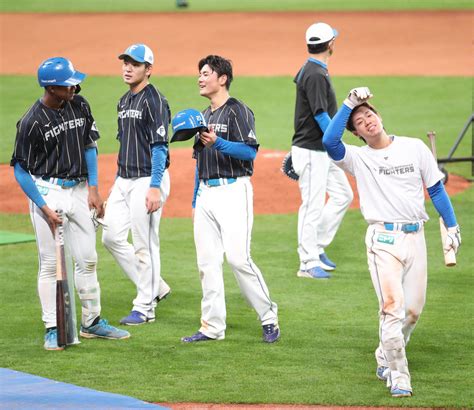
[305, 22, 338, 45]
[119, 44, 154, 64]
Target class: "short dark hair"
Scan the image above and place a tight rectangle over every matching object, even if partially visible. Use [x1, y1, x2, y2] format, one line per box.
[307, 40, 331, 54]
[346, 102, 379, 132]
[198, 55, 233, 89]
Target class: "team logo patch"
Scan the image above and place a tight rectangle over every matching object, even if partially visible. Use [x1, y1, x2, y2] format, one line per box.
[157, 125, 166, 136]
[36, 185, 49, 196]
[377, 234, 395, 245]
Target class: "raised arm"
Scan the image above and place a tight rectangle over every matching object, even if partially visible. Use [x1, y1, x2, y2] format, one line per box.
[323, 87, 373, 160]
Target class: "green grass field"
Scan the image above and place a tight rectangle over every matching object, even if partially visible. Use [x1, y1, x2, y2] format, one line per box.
[0, 188, 472, 407]
[1, 75, 472, 178]
[1, 1, 472, 407]
[1, 0, 472, 13]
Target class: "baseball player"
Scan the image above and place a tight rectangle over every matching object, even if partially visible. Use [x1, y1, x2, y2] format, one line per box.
[102, 44, 171, 326]
[291, 22, 353, 279]
[323, 87, 461, 397]
[180, 55, 280, 343]
[11, 57, 130, 351]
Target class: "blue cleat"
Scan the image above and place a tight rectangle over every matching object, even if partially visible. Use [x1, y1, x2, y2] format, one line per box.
[44, 328, 64, 351]
[297, 266, 331, 279]
[262, 323, 280, 343]
[376, 366, 389, 381]
[119, 310, 154, 326]
[391, 386, 412, 398]
[80, 318, 130, 339]
[181, 331, 216, 343]
[319, 252, 336, 270]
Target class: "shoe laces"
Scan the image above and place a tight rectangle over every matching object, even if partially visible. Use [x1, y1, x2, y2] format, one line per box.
[46, 328, 57, 340]
[263, 324, 275, 335]
[97, 318, 112, 329]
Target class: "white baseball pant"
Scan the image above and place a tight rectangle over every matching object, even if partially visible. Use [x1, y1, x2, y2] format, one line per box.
[291, 146, 353, 271]
[30, 179, 101, 329]
[102, 171, 170, 319]
[194, 177, 278, 340]
[366, 223, 427, 391]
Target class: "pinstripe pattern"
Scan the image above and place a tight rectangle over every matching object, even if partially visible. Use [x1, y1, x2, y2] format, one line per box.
[117, 84, 170, 178]
[194, 98, 258, 180]
[11, 96, 99, 178]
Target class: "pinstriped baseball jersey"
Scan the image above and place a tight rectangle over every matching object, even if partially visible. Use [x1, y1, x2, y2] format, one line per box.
[10, 95, 99, 178]
[194, 97, 258, 180]
[117, 84, 170, 178]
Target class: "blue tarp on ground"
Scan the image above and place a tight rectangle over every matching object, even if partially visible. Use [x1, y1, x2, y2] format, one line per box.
[0, 368, 169, 409]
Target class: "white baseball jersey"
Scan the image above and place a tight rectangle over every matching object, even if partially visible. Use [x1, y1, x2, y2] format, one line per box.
[335, 136, 444, 223]
[335, 135, 444, 392]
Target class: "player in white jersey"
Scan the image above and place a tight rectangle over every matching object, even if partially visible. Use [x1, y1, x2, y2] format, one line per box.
[102, 44, 171, 326]
[323, 87, 461, 398]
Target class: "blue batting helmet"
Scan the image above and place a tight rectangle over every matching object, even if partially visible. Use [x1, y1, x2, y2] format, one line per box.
[171, 109, 208, 143]
[37, 57, 86, 87]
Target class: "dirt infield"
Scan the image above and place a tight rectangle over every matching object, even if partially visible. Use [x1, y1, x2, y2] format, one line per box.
[0, 11, 472, 77]
[0, 149, 470, 216]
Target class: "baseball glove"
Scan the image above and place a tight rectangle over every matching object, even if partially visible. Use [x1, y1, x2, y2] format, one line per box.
[281, 152, 299, 181]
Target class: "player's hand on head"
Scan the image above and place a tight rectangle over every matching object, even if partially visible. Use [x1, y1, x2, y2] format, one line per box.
[344, 87, 373, 109]
[444, 225, 461, 254]
[146, 187, 162, 214]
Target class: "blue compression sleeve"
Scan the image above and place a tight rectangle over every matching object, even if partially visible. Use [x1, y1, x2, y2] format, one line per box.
[213, 137, 257, 161]
[427, 180, 457, 227]
[322, 104, 352, 161]
[150, 143, 168, 188]
[84, 147, 98, 187]
[314, 111, 331, 133]
[13, 163, 46, 208]
[192, 165, 199, 208]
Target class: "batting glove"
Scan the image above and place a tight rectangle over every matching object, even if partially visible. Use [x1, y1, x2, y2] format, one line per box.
[444, 225, 461, 254]
[344, 87, 373, 109]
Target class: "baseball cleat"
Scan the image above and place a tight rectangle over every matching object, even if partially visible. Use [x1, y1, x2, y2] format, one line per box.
[297, 266, 331, 279]
[319, 252, 336, 270]
[44, 328, 64, 351]
[181, 331, 216, 343]
[119, 310, 155, 326]
[262, 323, 280, 343]
[80, 318, 130, 339]
[376, 366, 389, 381]
[390, 387, 412, 398]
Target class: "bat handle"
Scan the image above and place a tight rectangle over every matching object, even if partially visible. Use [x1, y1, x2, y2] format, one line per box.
[426, 131, 437, 160]
[439, 217, 457, 267]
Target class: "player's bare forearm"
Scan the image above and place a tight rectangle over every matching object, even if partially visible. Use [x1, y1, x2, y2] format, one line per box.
[146, 187, 162, 214]
[88, 186, 104, 218]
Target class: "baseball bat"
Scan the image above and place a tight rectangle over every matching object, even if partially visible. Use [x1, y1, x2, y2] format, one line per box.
[55, 210, 73, 346]
[426, 131, 456, 267]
